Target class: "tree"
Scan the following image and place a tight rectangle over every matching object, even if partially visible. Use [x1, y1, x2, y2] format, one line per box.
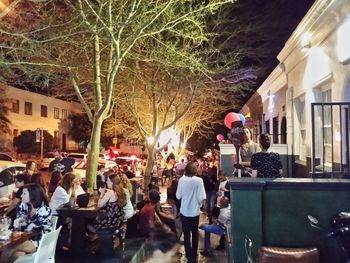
[68, 113, 92, 145]
[0, 85, 11, 135]
[0, 0, 234, 188]
[112, 65, 197, 190]
[13, 130, 54, 153]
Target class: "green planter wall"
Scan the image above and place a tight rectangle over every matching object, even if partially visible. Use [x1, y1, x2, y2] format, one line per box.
[228, 178, 350, 263]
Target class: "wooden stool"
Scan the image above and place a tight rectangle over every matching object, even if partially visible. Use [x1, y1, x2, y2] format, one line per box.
[258, 246, 320, 263]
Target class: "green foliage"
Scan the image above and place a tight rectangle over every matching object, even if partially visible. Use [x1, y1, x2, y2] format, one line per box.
[68, 113, 92, 143]
[0, 0, 234, 189]
[0, 86, 11, 134]
[13, 130, 54, 153]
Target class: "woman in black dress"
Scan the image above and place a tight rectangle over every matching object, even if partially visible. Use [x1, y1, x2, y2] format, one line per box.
[251, 134, 283, 178]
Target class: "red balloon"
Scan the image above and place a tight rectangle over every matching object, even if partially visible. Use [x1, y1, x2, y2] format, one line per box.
[216, 134, 224, 142]
[224, 112, 240, 129]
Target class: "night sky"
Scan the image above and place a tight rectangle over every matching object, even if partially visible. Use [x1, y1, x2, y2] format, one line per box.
[223, 0, 315, 104]
[189, 0, 315, 154]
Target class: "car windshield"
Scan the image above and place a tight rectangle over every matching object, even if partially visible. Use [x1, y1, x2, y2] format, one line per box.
[75, 161, 106, 169]
[75, 161, 87, 169]
[68, 154, 86, 159]
[115, 157, 140, 165]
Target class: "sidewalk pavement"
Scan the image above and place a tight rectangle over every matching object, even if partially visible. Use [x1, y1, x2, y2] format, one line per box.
[56, 184, 228, 263]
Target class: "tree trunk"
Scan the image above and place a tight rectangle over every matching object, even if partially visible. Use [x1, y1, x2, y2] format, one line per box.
[86, 116, 103, 189]
[143, 145, 155, 197]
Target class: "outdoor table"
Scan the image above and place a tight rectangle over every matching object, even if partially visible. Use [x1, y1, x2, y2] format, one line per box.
[0, 231, 35, 252]
[57, 206, 100, 255]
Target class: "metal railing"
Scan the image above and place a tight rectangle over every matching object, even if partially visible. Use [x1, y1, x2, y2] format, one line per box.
[311, 102, 350, 178]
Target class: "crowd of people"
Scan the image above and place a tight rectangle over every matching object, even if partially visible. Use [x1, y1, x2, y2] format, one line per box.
[0, 149, 139, 262]
[0, 128, 282, 263]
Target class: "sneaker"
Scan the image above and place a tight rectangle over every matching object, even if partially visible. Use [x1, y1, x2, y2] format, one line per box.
[214, 245, 225, 251]
[200, 250, 213, 257]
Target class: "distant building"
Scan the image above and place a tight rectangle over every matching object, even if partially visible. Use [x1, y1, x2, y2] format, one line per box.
[0, 84, 82, 152]
[240, 0, 350, 177]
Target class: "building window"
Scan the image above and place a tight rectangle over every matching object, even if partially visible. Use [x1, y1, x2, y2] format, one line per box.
[61, 109, 67, 120]
[54, 108, 60, 119]
[337, 18, 350, 63]
[41, 105, 48, 117]
[12, 100, 19, 113]
[24, 102, 32, 115]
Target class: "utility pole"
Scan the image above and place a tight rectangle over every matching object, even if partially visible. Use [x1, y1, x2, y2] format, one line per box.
[40, 129, 44, 160]
[36, 128, 44, 160]
[113, 104, 117, 148]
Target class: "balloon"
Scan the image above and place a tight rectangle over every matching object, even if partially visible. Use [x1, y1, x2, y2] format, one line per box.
[224, 112, 240, 129]
[238, 113, 246, 125]
[216, 134, 224, 142]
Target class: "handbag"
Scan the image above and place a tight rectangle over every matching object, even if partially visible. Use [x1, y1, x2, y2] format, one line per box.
[76, 193, 90, 208]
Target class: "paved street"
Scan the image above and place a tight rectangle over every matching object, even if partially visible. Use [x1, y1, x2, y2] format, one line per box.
[52, 184, 228, 263]
[55, 213, 227, 263]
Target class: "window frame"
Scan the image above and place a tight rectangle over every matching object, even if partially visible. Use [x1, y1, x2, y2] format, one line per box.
[12, 99, 19, 114]
[41, 105, 48, 117]
[24, 101, 32, 115]
[54, 107, 60, 119]
[61, 109, 67, 120]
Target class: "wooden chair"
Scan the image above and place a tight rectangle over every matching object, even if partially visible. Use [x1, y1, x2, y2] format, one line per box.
[258, 246, 320, 263]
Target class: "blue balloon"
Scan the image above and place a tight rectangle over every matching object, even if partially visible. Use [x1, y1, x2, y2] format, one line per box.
[238, 113, 246, 125]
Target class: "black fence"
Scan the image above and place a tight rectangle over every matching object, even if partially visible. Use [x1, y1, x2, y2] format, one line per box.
[311, 102, 350, 178]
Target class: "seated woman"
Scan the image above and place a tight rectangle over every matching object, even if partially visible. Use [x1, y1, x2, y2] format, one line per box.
[3, 174, 31, 224]
[251, 134, 283, 178]
[89, 174, 126, 247]
[49, 173, 84, 250]
[0, 184, 51, 263]
[49, 173, 85, 215]
[119, 174, 135, 220]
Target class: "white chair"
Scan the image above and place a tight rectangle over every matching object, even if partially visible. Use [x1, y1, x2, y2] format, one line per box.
[51, 215, 58, 231]
[14, 226, 62, 263]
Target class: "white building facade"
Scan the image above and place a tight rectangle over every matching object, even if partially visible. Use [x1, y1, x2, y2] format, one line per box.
[240, 0, 350, 177]
[1, 84, 82, 152]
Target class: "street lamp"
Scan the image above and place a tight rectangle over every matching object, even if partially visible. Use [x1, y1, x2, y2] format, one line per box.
[147, 136, 155, 145]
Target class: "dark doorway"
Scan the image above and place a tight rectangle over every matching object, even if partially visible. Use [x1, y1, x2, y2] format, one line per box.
[265, 119, 270, 135]
[281, 116, 287, 144]
[62, 133, 66, 151]
[272, 117, 279, 144]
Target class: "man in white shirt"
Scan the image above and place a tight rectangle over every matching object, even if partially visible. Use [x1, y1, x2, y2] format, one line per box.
[199, 196, 230, 256]
[176, 162, 206, 263]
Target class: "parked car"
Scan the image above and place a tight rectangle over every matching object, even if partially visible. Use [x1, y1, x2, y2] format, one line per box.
[40, 152, 55, 169]
[0, 153, 17, 162]
[72, 159, 117, 179]
[0, 161, 26, 198]
[67, 152, 107, 166]
[115, 156, 141, 166]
